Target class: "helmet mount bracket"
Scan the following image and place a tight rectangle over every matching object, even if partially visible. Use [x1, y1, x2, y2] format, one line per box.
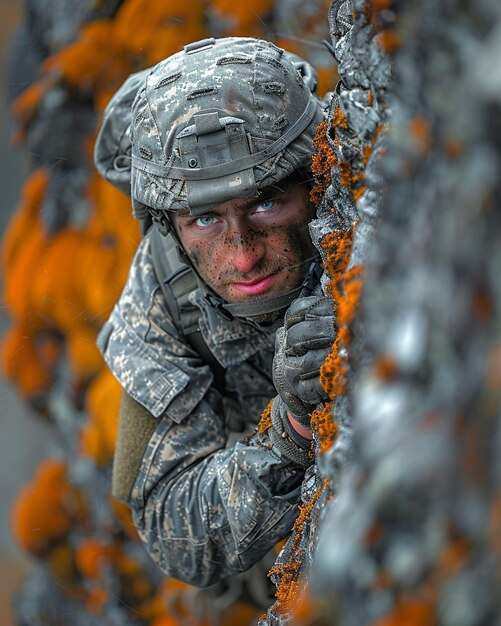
[176, 111, 258, 215]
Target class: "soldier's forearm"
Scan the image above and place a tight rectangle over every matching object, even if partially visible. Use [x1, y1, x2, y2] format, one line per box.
[125, 397, 305, 587]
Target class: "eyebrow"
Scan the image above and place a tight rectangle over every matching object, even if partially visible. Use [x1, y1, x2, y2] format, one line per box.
[177, 182, 293, 220]
[237, 183, 291, 212]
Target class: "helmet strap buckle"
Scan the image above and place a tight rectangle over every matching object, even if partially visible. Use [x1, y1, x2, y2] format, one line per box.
[149, 208, 171, 236]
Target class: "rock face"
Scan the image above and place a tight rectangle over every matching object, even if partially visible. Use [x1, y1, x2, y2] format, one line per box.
[264, 1, 501, 624]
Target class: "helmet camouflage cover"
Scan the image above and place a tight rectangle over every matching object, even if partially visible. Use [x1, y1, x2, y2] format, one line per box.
[95, 36, 325, 224]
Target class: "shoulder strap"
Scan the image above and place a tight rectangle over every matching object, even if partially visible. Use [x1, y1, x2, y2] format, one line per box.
[148, 227, 227, 391]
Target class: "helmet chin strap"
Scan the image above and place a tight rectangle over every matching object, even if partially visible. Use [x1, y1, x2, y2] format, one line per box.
[204, 285, 303, 320]
[201, 256, 322, 321]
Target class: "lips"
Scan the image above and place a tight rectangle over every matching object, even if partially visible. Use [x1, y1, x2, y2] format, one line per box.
[231, 272, 279, 296]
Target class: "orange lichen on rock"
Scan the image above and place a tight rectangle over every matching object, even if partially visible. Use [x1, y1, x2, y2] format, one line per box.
[338, 160, 352, 188]
[324, 230, 351, 277]
[302, 109, 366, 457]
[310, 107, 351, 195]
[374, 353, 399, 381]
[10, 458, 85, 556]
[333, 106, 349, 131]
[116, 552, 157, 610]
[436, 536, 471, 578]
[369, 0, 393, 9]
[1, 323, 58, 398]
[145, 577, 192, 624]
[2, 173, 50, 322]
[321, 229, 354, 284]
[46, 543, 81, 590]
[75, 538, 157, 616]
[32, 2, 211, 105]
[310, 402, 335, 455]
[318, 229, 358, 392]
[269, 562, 303, 617]
[444, 138, 463, 160]
[352, 183, 368, 202]
[113, 0, 207, 66]
[82, 174, 140, 323]
[473, 284, 494, 321]
[1, 169, 48, 270]
[10, 81, 48, 136]
[320, 343, 348, 401]
[42, 20, 131, 97]
[109, 496, 140, 542]
[489, 494, 501, 556]
[80, 368, 122, 465]
[86, 586, 109, 614]
[151, 616, 180, 626]
[335, 265, 364, 326]
[315, 230, 363, 454]
[269, 479, 328, 615]
[376, 30, 402, 52]
[30, 229, 90, 327]
[1, 170, 140, 399]
[75, 538, 120, 579]
[257, 398, 273, 434]
[310, 120, 338, 205]
[211, 0, 274, 37]
[373, 592, 437, 626]
[220, 602, 261, 626]
[410, 116, 432, 153]
[67, 328, 104, 387]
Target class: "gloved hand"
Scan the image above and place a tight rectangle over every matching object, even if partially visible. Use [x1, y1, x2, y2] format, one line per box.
[273, 293, 336, 427]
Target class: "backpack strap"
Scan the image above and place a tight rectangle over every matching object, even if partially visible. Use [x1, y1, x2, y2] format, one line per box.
[148, 227, 227, 391]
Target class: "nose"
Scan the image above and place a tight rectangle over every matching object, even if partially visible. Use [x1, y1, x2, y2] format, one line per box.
[225, 224, 266, 274]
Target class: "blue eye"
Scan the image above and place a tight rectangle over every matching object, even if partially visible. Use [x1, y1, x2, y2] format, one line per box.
[195, 214, 216, 227]
[255, 199, 275, 212]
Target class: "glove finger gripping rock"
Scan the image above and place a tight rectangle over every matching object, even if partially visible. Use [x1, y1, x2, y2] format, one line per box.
[273, 294, 336, 424]
[285, 349, 331, 406]
[284, 294, 334, 328]
[285, 316, 336, 355]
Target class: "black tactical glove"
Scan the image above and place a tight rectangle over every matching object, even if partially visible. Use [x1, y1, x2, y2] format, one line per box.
[273, 293, 336, 426]
[268, 395, 312, 467]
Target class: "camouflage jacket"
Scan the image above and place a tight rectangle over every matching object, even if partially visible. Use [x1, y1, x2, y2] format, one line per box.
[97, 235, 309, 587]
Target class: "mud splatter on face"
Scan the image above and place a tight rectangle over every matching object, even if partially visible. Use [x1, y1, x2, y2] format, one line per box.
[173, 182, 317, 311]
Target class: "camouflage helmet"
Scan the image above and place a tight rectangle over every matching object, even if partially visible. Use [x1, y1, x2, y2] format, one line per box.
[95, 37, 325, 230]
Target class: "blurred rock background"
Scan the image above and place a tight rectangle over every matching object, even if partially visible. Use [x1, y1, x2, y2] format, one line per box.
[0, 3, 51, 625]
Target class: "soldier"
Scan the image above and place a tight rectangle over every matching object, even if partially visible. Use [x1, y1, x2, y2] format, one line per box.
[94, 36, 336, 590]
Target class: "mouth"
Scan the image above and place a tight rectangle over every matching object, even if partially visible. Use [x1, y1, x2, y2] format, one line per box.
[231, 272, 279, 296]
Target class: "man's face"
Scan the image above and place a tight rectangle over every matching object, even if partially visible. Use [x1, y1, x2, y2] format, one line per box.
[172, 178, 316, 306]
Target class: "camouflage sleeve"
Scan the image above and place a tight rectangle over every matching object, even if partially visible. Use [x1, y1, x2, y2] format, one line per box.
[132, 393, 304, 588]
[97, 237, 305, 587]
